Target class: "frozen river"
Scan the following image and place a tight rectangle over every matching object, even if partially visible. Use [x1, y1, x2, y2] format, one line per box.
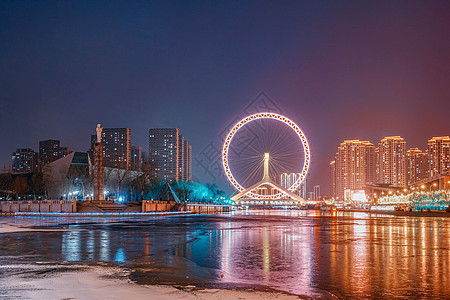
[1, 210, 449, 298]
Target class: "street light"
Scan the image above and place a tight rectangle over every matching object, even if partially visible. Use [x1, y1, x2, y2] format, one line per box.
[430, 183, 437, 192]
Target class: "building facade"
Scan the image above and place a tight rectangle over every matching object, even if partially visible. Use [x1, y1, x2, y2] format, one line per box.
[427, 136, 450, 177]
[331, 140, 376, 200]
[39, 140, 72, 165]
[330, 160, 336, 198]
[149, 128, 192, 182]
[130, 145, 142, 171]
[314, 185, 321, 200]
[39, 140, 60, 165]
[376, 136, 406, 187]
[280, 173, 307, 199]
[406, 148, 428, 185]
[101, 128, 132, 170]
[182, 140, 192, 181]
[12, 148, 38, 173]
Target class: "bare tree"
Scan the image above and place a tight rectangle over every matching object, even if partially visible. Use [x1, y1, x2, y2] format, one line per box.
[12, 177, 29, 199]
[133, 159, 157, 201]
[30, 173, 43, 200]
[112, 168, 131, 200]
[0, 173, 14, 200]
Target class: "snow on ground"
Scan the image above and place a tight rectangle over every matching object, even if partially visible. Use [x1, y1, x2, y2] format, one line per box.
[1, 263, 300, 300]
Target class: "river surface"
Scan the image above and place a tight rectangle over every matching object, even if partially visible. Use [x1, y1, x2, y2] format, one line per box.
[1, 210, 450, 299]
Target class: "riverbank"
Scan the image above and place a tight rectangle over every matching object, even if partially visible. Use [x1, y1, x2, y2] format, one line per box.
[1, 263, 301, 300]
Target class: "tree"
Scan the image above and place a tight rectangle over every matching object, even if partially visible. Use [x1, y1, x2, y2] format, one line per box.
[30, 173, 44, 200]
[174, 181, 192, 202]
[113, 168, 131, 200]
[12, 176, 29, 199]
[36, 162, 54, 199]
[0, 173, 14, 200]
[133, 159, 157, 201]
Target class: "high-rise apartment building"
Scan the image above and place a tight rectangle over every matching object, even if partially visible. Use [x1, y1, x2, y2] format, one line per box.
[331, 140, 375, 199]
[377, 136, 406, 187]
[58, 146, 72, 158]
[182, 140, 192, 181]
[427, 136, 450, 177]
[406, 148, 428, 185]
[149, 128, 192, 181]
[141, 151, 148, 164]
[39, 140, 72, 165]
[131, 145, 142, 171]
[101, 128, 131, 170]
[314, 185, 321, 200]
[330, 160, 336, 197]
[39, 140, 60, 165]
[280, 173, 307, 198]
[12, 148, 38, 173]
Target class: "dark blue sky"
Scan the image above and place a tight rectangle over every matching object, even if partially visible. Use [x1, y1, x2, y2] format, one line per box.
[1, 0, 449, 195]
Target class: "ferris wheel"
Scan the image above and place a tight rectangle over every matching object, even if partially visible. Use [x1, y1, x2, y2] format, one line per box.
[222, 112, 310, 201]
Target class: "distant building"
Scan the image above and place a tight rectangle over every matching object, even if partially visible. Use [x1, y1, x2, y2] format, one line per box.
[12, 148, 38, 173]
[376, 136, 406, 187]
[100, 128, 132, 170]
[131, 145, 142, 171]
[141, 151, 148, 164]
[182, 140, 192, 181]
[39, 140, 61, 165]
[280, 173, 306, 198]
[58, 146, 72, 158]
[149, 128, 192, 181]
[406, 148, 428, 185]
[39, 140, 72, 165]
[299, 178, 307, 199]
[331, 140, 375, 199]
[427, 136, 450, 177]
[330, 160, 336, 197]
[314, 185, 321, 200]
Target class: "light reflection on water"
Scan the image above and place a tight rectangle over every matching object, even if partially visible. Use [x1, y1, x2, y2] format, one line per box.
[2, 211, 450, 298]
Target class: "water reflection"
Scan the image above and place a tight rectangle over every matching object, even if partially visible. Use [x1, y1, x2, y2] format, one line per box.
[1, 211, 450, 298]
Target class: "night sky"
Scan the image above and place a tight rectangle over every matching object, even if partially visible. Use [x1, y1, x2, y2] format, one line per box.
[1, 1, 449, 195]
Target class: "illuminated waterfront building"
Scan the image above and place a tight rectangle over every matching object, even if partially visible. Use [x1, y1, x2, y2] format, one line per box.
[376, 136, 406, 187]
[406, 148, 428, 185]
[331, 140, 376, 199]
[100, 128, 131, 170]
[149, 128, 191, 182]
[12, 148, 38, 173]
[427, 136, 450, 177]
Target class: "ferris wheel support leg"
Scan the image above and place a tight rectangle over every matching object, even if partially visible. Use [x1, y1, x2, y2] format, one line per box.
[230, 178, 307, 205]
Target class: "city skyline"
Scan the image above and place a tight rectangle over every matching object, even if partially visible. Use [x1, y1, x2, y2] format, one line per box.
[331, 135, 450, 200]
[1, 1, 449, 195]
[6, 128, 450, 196]
[1, 2, 450, 298]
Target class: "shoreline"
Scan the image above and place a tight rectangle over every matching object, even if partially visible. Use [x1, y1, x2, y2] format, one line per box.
[1, 262, 306, 300]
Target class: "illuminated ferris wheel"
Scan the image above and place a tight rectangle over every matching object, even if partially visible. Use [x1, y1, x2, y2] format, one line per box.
[222, 112, 310, 202]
